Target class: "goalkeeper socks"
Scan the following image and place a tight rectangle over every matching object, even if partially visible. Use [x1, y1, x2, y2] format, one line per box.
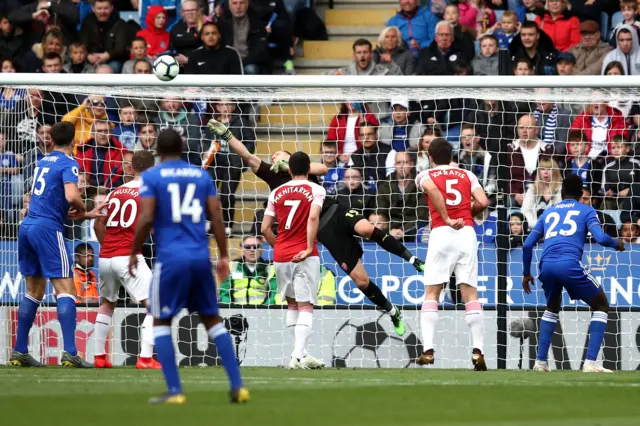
[208, 323, 243, 391]
[154, 326, 182, 395]
[94, 307, 113, 355]
[362, 281, 395, 315]
[14, 294, 41, 354]
[293, 307, 313, 360]
[57, 294, 78, 356]
[586, 311, 608, 361]
[464, 301, 485, 353]
[420, 300, 439, 351]
[536, 311, 558, 362]
[370, 227, 413, 262]
[140, 314, 155, 358]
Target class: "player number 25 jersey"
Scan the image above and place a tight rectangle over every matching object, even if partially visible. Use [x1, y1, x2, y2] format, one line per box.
[100, 180, 142, 258]
[265, 180, 326, 263]
[415, 165, 481, 229]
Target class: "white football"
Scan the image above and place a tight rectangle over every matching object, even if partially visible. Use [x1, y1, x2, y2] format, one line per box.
[153, 55, 179, 81]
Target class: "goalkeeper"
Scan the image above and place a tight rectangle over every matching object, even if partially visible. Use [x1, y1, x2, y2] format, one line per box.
[208, 118, 426, 336]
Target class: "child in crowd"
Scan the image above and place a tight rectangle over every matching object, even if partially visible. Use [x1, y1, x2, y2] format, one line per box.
[509, 212, 527, 248]
[472, 34, 499, 75]
[317, 141, 344, 196]
[491, 10, 519, 49]
[513, 58, 533, 75]
[610, 0, 640, 44]
[516, 0, 545, 23]
[567, 130, 597, 189]
[63, 42, 95, 74]
[123, 37, 152, 74]
[602, 136, 639, 209]
[136, 6, 171, 58]
[112, 104, 139, 150]
[620, 221, 640, 244]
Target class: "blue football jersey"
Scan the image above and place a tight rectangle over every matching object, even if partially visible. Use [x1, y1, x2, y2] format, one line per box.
[140, 159, 216, 259]
[23, 150, 79, 231]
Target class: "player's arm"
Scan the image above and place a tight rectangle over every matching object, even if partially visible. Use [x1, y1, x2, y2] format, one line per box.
[261, 191, 278, 247]
[207, 118, 261, 172]
[471, 187, 489, 217]
[421, 178, 464, 230]
[206, 194, 230, 280]
[65, 182, 105, 220]
[310, 163, 328, 176]
[94, 215, 107, 244]
[587, 210, 625, 251]
[129, 186, 155, 278]
[521, 219, 544, 294]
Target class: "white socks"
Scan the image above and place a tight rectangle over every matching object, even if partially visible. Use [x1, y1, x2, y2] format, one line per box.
[465, 301, 485, 353]
[140, 314, 154, 358]
[293, 309, 313, 360]
[286, 307, 299, 343]
[94, 312, 112, 356]
[420, 300, 438, 352]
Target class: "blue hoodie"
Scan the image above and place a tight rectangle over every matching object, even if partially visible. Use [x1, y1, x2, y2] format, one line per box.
[387, 6, 438, 56]
[113, 123, 139, 151]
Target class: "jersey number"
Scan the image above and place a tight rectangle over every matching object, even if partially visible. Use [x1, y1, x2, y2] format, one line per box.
[106, 198, 137, 228]
[168, 183, 203, 223]
[545, 210, 579, 239]
[30, 167, 50, 196]
[445, 179, 462, 206]
[283, 200, 300, 230]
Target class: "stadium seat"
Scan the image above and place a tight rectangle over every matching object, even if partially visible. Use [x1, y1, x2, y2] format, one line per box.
[495, 9, 504, 22]
[611, 11, 623, 30]
[600, 12, 609, 42]
[603, 209, 622, 227]
[120, 11, 141, 25]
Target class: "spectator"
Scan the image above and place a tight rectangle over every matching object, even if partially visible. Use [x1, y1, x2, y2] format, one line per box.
[0, 132, 18, 222]
[122, 37, 152, 74]
[601, 25, 640, 75]
[22, 123, 53, 189]
[387, 0, 439, 56]
[467, 99, 517, 154]
[609, 0, 640, 44]
[507, 114, 554, 206]
[20, 28, 64, 73]
[139, 0, 181, 32]
[579, 186, 618, 239]
[333, 39, 401, 76]
[373, 26, 415, 75]
[0, 13, 26, 60]
[112, 103, 139, 150]
[218, 236, 276, 305]
[350, 122, 391, 194]
[490, 10, 520, 49]
[110, 150, 134, 188]
[336, 167, 374, 215]
[510, 21, 558, 75]
[73, 243, 99, 305]
[219, 0, 271, 75]
[250, 0, 296, 74]
[535, 0, 580, 52]
[154, 97, 202, 165]
[79, 0, 129, 73]
[533, 101, 571, 156]
[417, 21, 468, 75]
[137, 5, 170, 57]
[621, 221, 640, 243]
[317, 141, 344, 196]
[376, 151, 429, 240]
[415, 127, 442, 173]
[62, 96, 112, 148]
[555, 51, 575, 75]
[472, 34, 499, 76]
[513, 57, 534, 75]
[326, 102, 379, 162]
[516, 0, 545, 23]
[41, 52, 64, 73]
[569, 20, 612, 76]
[602, 136, 640, 210]
[570, 102, 625, 158]
[473, 209, 498, 245]
[509, 211, 527, 248]
[458, 124, 493, 182]
[604, 60, 625, 75]
[170, 0, 204, 66]
[368, 211, 390, 231]
[379, 96, 423, 151]
[456, 0, 478, 30]
[443, 4, 476, 61]
[566, 129, 601, 192]
[135, 122, 158, 160]
[0, 89, 49, 156]
[185, 22, 243, 75]
[522, 157, 562, 226]
[202, 99, 255, 233]
[469, 0, 497, 36]
[63, 41, 95, 74]
[133, 58, 152, 74]
[75, 120, 125, 188]
[0, 60, 25, 110]
[8, 0, 78, 47]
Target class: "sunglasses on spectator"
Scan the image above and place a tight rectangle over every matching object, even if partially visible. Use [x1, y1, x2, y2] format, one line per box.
[91, 100, 106, 107]
[243, 244, 261, 250]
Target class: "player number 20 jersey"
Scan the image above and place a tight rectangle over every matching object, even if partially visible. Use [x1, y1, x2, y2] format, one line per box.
[265, 180, 326, 262]
[100, 180, 142, 258]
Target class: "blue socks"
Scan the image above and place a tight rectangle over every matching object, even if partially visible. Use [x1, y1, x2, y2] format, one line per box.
[154, 326, 182, 395]
[536, 311, 558, 362]
[56, 294, 78, 356]
[587, 312, 608, 361]
[14, 295, 41, 354]
[209, 323, 243, 391]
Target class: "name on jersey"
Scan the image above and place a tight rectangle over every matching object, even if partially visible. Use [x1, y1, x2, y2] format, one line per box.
[554, 202, 576, 209]
[160, 168, 203, 178]
[41, 156, 59, 163]
[113, 188, 139, 197]
[430, 169, 466, 179]
[273, 186, 313, 203]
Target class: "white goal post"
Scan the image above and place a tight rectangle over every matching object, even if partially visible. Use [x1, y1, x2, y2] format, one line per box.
[0, 74, 639, 370]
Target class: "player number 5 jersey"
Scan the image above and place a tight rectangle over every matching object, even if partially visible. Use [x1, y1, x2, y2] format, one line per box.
[415, 165, 481, 229]
[100, 180, 142, 258]
[265, 180, 326, 263]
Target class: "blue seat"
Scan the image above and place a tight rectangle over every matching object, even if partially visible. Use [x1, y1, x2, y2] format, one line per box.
[600, 12, 610, 42]
[120, 11, 140, 25]
[602, 210, 622, 227]
[611, 11, 624, 30]
[495, 9, 504, 22]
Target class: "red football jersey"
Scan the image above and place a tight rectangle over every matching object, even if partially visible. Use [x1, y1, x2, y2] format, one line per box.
[100, 180, 142, 258]
[265, 180, 326, 263]
[415, 166, 481, 229]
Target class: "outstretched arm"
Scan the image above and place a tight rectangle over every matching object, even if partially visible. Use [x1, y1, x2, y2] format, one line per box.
[207, 118, 261, 172]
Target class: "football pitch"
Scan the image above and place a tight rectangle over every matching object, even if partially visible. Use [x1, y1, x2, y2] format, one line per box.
[0, 367, 638, 426]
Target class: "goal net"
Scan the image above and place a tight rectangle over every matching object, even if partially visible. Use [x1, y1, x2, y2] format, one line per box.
[0, 74, 638, 370]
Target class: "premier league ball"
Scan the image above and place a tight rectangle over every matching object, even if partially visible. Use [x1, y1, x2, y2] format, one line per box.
[153, 55, 179, 81]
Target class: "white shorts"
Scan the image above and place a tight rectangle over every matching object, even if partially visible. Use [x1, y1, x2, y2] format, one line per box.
[99, 255, 151, 303]
[424, 226, 478, 287]
[274, 257, 320, 304]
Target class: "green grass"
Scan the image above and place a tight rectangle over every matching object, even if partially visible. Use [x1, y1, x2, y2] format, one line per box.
[0, 367, 639, 426]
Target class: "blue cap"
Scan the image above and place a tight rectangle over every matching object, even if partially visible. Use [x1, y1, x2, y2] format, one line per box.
[556, 52, 576, 64]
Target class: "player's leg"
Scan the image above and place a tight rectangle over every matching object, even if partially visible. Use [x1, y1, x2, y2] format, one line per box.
[579, 266, 611, 373]
[93, 298, 116, 368]
[534, 267, 563, 372]
[353, 217, 425, 272]
[417, 283, 444, 366]
[293, 257, 323, 369]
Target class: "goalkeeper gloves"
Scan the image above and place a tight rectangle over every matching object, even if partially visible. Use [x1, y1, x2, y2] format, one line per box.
[270, 159, 289, 173]
[207, 118, 233, 142]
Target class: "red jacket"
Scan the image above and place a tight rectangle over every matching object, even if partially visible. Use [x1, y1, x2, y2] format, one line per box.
[75, 136, 125, 188]
[570, 106, 626, 155]
[327, 112, 379, 154]
[535, 13, 581, 52]
[136, 5, 170, 57]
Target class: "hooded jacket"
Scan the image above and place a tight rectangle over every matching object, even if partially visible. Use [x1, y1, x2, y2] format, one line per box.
[570, 106, 626, 155]
[601, 24, 640, 75]
[510, 28, 558, 75]
[137, 6, 171, 57]
[387, 6, 439, 56]
[61, 103, 112, 148]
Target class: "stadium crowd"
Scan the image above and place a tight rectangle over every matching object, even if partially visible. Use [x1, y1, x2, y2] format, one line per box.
[1, 0, 640, 304]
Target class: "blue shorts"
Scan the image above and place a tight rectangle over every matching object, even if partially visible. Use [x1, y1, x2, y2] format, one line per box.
[18, 224, 73, 279]
[149, 255, 218, 319]
[539, 260, 602, 304]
